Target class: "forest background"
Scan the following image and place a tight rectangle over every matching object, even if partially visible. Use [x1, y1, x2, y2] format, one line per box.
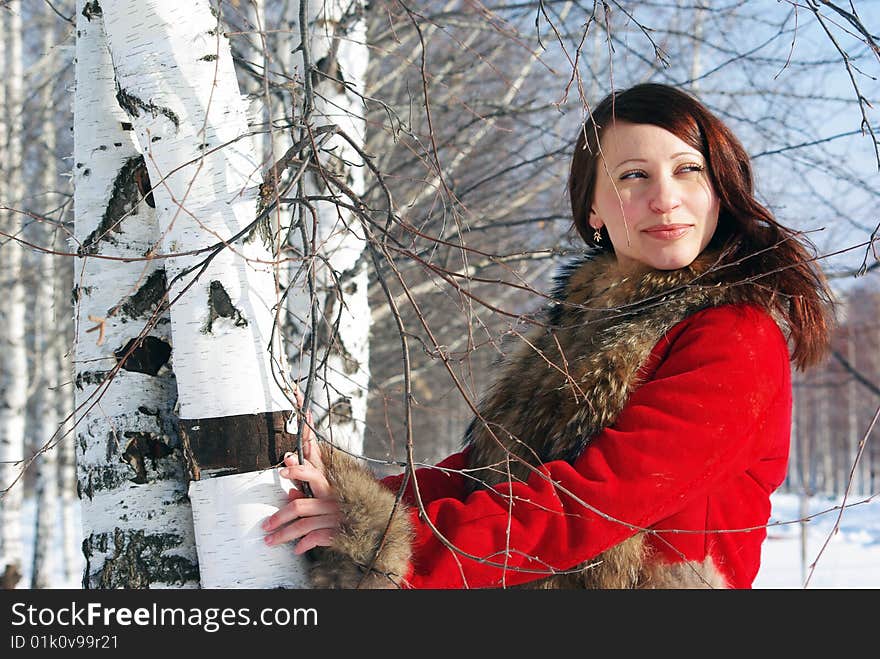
[0, 0, 878, 589]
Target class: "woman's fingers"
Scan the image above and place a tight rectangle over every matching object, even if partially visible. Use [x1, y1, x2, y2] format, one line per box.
[262, 497, 339, 533]
[263, 512, 341, 547]
[303, 416, 323, 471]
[281, 459, 332, 499]
[293, 528, 335, 555]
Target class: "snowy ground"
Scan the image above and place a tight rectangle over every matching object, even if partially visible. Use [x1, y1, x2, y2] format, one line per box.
[19, 492, 880, 589]
[754, 492, 880, 588]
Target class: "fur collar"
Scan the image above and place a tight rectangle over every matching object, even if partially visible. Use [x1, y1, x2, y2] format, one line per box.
[463, 246, 776, 485]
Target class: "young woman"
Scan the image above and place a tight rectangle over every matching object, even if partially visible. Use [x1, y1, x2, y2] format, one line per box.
[262, 83, 834, 589]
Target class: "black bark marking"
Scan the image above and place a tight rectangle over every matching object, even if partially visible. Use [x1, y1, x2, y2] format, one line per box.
[115, 87, 180, 130]
[199, 54, 218, 62]
[122, 432, 173, 484]
[114, 336, 172, 376]
[314, 55, 348, 94]
[114, 268, 167, 321]
[82, 1, 102, 20]
[307, 290, 360, 375]
[179, 411, 297, 480]
[75, 370, 109, 390]
[78, 156, 146, 256]
[134, 160, 155, 207]
[204, 280, 248, 333]
[1, 564, 22, 590]
[84, 529, 199, 589]
[329, 398, 354, 426]
[71, 284, 93, 305]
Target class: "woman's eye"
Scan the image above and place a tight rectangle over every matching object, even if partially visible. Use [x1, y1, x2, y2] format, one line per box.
[620, 170, 646, 180]
[678, 163, 704, 174]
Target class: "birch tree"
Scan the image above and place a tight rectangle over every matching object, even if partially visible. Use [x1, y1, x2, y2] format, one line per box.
[282, 0, 372, 456]
[73, 0, 199, 588]
[0, 0, 27, 590]
[30, 6, 63, 589]
[96, 0, 313, 588]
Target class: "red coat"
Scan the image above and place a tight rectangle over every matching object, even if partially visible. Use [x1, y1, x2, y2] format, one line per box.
[379, 304, 791, 589]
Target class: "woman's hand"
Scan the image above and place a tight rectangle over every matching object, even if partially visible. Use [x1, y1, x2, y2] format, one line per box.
[262, 394, 341, 554]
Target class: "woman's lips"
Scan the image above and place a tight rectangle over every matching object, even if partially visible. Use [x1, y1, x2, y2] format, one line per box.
[642, 224, 693, 240]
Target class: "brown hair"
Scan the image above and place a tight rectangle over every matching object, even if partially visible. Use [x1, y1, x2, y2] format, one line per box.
[568, 82, 833, 369]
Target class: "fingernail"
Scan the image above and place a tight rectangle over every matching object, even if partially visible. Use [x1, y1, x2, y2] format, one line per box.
[279, 468, 289, 477]
[284, 451, 294, 458]
[264, 535, 273, 545]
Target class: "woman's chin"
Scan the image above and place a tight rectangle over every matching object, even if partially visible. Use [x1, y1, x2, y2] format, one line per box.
[620, 246, 702, 271]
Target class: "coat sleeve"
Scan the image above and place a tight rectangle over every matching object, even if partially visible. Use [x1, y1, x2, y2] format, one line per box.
[309, 304, 791, 589]
[379, 448, 472, 505]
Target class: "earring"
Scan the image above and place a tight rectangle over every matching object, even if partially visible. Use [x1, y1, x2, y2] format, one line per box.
[593, 229, 602, 244]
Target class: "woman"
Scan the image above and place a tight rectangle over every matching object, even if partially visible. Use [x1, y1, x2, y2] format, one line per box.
[262, 83, 834, 589]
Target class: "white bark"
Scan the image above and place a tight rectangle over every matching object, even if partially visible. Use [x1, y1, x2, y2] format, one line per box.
[284, 0, 371, 455]
[188, 468, 307, 588]
[100, 0, 308, 588]
[74, 0, 198, 588]
[101, 1, 293, 420]
[0, 0, 28, 590]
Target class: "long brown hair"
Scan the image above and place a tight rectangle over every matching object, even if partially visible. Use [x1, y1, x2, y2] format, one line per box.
[568, 83, 833, 369]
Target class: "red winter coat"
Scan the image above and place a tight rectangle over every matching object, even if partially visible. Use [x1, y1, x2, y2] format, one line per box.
[378, 304, 791, 589]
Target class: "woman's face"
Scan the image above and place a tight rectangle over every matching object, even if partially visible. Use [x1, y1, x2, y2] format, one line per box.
[589, 121, 720, 271]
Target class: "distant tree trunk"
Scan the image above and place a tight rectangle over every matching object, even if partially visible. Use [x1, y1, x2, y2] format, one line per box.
[819, 376, 832, 493]
[845, 325, 862, 495]
[30, 10, 62, 589]
[73, 0, 198, 589]
[0, 0, 27, 591]
[799, 491, 809, 586]
[57, 259, 79, 584]
[689, 4, 705, 91]
[284, 0, 371, 455]
[99, 0, 309, 588]
[242, 0, 269, 165]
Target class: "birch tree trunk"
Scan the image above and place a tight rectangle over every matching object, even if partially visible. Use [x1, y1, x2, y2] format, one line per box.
[73, 0, 198, 589]
[284, 0, 371, 455]
[242, 0, 269, 166]
[30, 10, 62, 589]
[99, 0, 309, 588]
[57, 247, 79, 584]
[0, 0, 28, 590]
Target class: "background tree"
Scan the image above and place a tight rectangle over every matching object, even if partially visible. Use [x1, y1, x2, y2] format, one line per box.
[1, 0, 28, 590]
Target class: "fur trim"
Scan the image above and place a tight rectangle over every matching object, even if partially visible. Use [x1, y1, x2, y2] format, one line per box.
[310, 246, 775, 589]
[308, 444, 413, 589]
[462, 246, 776, 588]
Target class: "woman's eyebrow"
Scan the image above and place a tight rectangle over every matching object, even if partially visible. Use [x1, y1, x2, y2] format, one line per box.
[613, 152, 703, 169]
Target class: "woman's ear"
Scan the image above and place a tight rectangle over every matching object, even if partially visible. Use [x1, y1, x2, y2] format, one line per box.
[588, 210, 603, 231]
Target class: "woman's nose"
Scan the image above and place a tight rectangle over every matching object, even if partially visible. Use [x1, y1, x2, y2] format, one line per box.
[648, 177, 682, 214]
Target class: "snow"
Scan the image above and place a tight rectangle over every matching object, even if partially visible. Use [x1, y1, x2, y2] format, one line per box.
[18, 491, 880, 589]
[754, 492, 880, 588]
